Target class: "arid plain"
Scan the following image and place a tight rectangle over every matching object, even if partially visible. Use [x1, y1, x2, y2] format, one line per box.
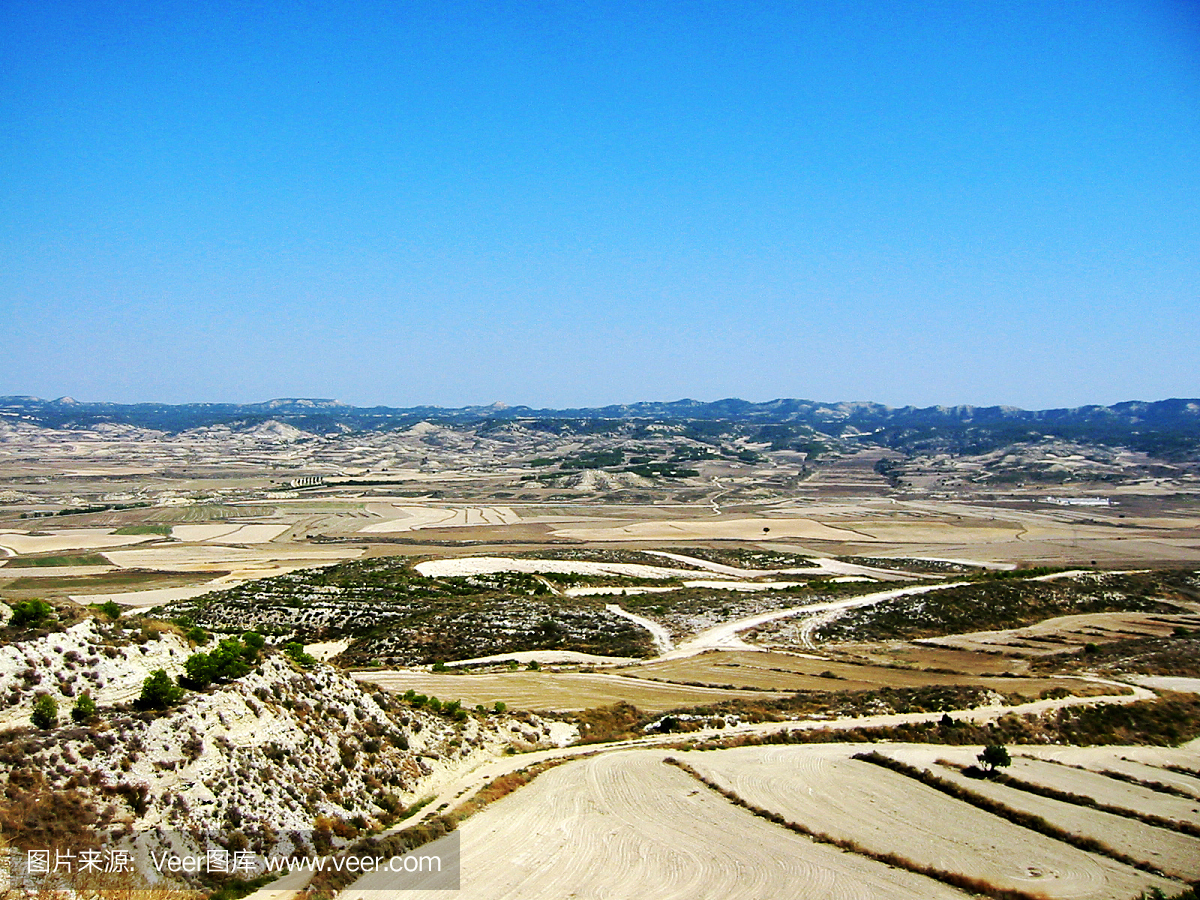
[2, 405, 1200, 899]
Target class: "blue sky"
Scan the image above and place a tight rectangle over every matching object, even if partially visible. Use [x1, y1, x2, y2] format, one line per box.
[2, 1, 1197, 409]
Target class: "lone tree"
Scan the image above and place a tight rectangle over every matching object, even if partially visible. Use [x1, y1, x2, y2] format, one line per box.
[978, 743, 1011, 775]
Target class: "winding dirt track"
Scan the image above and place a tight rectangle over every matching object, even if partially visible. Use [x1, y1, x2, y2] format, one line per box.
[688, 745, 1176, 899]
[605, 603, 674, 653]
[661, 581, 971, 658]
[342, 750, 968, 900]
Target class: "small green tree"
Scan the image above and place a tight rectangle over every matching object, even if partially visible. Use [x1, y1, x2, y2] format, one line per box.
[137, 669, 183, 710]
[31, 693, 58, 729]
[241, 631, 265, 658]
[71, 691, 98, 725]
[978, 744, 1011, 775]
[96, 600, 122, 620]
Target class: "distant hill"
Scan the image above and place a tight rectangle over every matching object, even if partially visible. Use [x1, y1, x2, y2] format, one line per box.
[2, 395, 1198, 458]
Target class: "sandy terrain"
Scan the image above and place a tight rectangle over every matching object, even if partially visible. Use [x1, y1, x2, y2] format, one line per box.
[304, 639, 353, 661]
[683, 579, 808, 591]
[688, 745, 1173, 899]
[563, 585, 678, 597]
[172, 523, 244, 542]
[630, 650, 1105, 697]
[1006, 746, 1200, 796]
[413, 556, 714, 580]
[0, 565, 117, 577]
[172, 523, 290, 543]
[552, 517, 873, 543]
[352, 670, 782, 713]
[102, 545, 363, 570]
[644, 550, 829, 578]
[0, 619, 190, 729]
[72, 583, 230, 608]
[997, 757, 1200, 827]
[359, 505, 522, 533]
[1130, 676, 1200, 693]
[443, 650, 640, 667]
[0, 529, 160, 555]
[343, 750, 969, 900]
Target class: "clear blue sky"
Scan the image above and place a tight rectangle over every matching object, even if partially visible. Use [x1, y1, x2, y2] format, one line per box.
[2, 1, 1197, 410]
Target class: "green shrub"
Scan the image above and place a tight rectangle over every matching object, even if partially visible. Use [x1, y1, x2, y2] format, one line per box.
[31, 693, 58, 729]
[94, 600, 122, 620]
[284, 642, 317, 668]
[9, 600, 53, 629]
[184, 652, 219, 688]
[71, 691, 97, 725]
[184, 637, 255, 687]
[241, 631, 265, 656]
[137, 669, 184, 710]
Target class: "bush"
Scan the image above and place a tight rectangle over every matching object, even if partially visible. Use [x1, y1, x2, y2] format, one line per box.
[95, 600, 121, 620]
[71, 691, 97, 725]
[184, 652, 219, 688]
[184, 636, 256, 687]
[241, 631, 265, 656]
[284, 642, 317, 668]
[10, 600, 53, 629]
[137, 669, 184, 710]
[31, 693, 58, 729]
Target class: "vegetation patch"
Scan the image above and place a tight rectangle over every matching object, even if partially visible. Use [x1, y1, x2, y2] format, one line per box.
[671, 547, 817, 569]
[1032, 631, 1200, 678]
[683, 693, 1200, 752]
[161, 558, 654, 665]
[836, 556, 986, 574]
[10, 553, 110, 567]
[813, 571, 1191, 642]
[114, 524, 175, 535]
